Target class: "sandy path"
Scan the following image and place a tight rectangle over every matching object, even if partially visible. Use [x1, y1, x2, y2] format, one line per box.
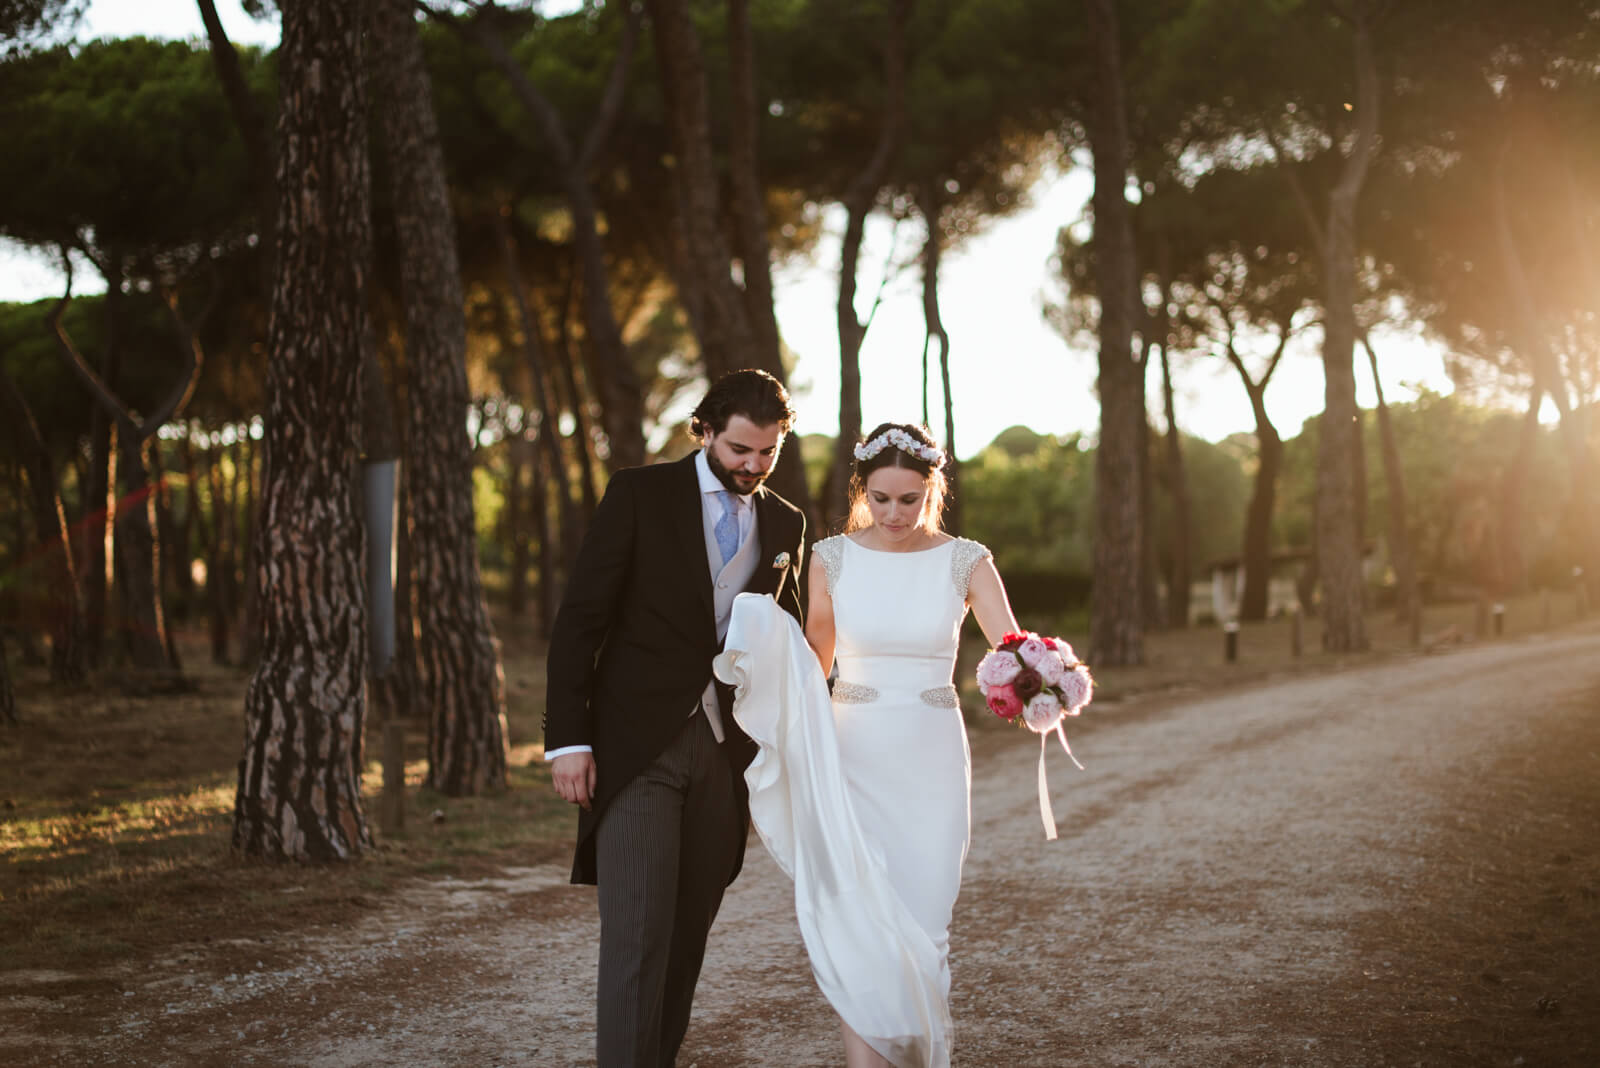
[5, 624, 1598, 1066]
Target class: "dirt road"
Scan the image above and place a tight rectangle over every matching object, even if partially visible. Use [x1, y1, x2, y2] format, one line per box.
[6, 624, 1599, 1066]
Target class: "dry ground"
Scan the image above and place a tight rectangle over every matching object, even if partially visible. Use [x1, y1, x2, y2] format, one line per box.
[3, 609, 1598, 1067]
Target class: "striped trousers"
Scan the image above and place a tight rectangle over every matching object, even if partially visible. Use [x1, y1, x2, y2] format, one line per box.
[594, 711, 742, 1068]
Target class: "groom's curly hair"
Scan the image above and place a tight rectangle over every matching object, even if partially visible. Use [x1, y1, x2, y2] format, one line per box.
[689, 368, 797, 441]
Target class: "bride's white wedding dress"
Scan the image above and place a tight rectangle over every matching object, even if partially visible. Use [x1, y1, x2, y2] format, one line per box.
[714, 534, 991, 1068]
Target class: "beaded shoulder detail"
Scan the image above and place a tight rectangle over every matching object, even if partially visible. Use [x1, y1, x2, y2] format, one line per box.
[950, 538, 993, 600]
[813, 535, 847, 597]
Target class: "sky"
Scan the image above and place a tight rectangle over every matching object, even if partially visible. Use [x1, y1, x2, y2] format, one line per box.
[0, 0, 1463, 458]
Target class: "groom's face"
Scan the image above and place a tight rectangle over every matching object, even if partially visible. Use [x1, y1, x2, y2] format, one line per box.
[705, 414, 785, 496]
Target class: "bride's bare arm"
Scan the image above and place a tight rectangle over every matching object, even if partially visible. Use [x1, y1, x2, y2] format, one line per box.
[967, 557, 1021, 647]
[804, 558, 836, 674]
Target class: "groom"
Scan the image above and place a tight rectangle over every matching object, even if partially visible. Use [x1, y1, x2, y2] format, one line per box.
[544, 368, 807, 1067]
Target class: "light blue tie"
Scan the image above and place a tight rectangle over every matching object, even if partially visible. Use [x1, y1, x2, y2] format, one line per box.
[714, 490, 741, 566]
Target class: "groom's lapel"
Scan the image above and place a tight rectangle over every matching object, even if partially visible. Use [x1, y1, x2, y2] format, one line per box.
[671, 452, 716, 624]
[749, 487, 782, 598]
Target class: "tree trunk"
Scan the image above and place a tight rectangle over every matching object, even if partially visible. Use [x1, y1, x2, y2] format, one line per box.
[374, 0, 508, 796]
[495, 209, 581, 587]
[1497, 382, 1543, 592]
[1222, 328, 1290, 623]
[725, 0, 812, 517]
[644, 0, 756, 379]
[532, 434, 557, 636]
[919, 187, 960, 535]
[505, 436, 529, 619]
[80, 279, 123, 670]
[1313, 12, 1377, 653]
[110, 439, 173, 671]
[1494, 141, 1600, 602]
[237, 432, 263, 665]
[827, 0, 913, 525]
[550, 261, 598, 518]
[442, 3, 647, 470]
[48, 272, 205, 676]
[727, 0, 782, 379]
[234, 0, 376, 862]
[1137, 406, 1163, 628]
[167, 437, 197, 619]
[1082, 0, 1143, 666]
[1, 631, 15, 725]
[147, 442, 185, 670]
[0, 364, 87, 683]
[1240, 406, 1282, 623]
[1361, 332, 1418, 619]
[189, 440, 232, 665]
[1158, 335, 1191, 628]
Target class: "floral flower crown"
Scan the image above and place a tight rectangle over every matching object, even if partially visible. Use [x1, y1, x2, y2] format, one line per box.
[852, 427, 945, 467]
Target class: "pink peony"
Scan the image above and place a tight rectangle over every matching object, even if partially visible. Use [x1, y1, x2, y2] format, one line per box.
[976, 650, 1022, 689]
[1035, 648, 1068, 686]
[1016, 636, 1049, 668]
[1057, 665, 1093, 713]
[1013, 667, 1044, 701]
[986, 683, 1023, 719]
[1052, 638, 1078, 663]
[1022, 691, 1063, 732]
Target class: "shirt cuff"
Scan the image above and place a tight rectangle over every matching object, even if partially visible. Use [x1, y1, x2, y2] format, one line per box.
[544, 745, 593, 762]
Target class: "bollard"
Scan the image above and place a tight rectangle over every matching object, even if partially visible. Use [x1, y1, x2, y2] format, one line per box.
[1224, 619, 1240, 663]
[382, 721, 406, 834]
[1290, 607, 1303, 658]
[1492, 602, 1505, 637]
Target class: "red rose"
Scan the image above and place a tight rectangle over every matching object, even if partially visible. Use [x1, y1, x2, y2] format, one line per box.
[1013, 668, 1043, 701]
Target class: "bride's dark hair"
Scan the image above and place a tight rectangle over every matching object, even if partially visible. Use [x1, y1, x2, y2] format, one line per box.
[845, 422, 949, 534]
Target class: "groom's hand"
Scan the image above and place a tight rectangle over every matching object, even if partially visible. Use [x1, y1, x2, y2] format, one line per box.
[551, 752, 597, 810]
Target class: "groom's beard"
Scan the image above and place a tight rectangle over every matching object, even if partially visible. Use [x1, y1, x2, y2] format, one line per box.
[706, 448, 769, 497]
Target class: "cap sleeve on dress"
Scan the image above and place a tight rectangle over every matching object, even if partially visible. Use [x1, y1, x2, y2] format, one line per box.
[950, 538, 992, 600]
[814, 535, 846, 597]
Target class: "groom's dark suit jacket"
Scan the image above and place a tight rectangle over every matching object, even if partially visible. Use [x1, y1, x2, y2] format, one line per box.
[544, 451, 807, 886]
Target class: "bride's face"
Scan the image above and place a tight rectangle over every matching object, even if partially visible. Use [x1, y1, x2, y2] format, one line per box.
[865, 466, 930, 542]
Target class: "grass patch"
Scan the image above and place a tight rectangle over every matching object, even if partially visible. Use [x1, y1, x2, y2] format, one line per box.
[0, 610, 571, 973]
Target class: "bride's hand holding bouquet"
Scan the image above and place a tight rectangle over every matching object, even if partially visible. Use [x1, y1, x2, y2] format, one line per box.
[976, 630, 1093, 840]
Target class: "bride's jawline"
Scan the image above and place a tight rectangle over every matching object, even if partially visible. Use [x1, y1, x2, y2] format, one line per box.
[843, 530, 956, 555]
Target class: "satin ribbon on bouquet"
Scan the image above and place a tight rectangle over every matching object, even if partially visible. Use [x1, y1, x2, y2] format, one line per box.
[1035, 720, 1085, 841]
[975, 630, 1094, 841]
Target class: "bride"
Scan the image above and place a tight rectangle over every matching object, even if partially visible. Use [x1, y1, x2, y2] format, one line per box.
[716, 422, 1022, 1068]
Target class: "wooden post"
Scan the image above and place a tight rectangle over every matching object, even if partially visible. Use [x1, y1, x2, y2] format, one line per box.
[1409, 600, 1422, 648]
[1492, 602, 1505, 637]
[1223, 620, 1239, 663]
[1290, 606, 1303, 658]
[1474, 594, 1489, 639]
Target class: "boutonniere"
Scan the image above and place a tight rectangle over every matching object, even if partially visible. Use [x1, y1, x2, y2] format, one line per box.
[772, 551, 792, 570]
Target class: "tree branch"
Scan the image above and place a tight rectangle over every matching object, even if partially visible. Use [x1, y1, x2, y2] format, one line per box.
[1264, 126, 1328, 255]
[576, 1, 641, 172]
[149, 289, 207, 431]
[44, 251, 141, 440]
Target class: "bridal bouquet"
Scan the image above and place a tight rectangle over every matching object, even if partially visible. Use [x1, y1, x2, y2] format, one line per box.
[976, 631, 1093, 841]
